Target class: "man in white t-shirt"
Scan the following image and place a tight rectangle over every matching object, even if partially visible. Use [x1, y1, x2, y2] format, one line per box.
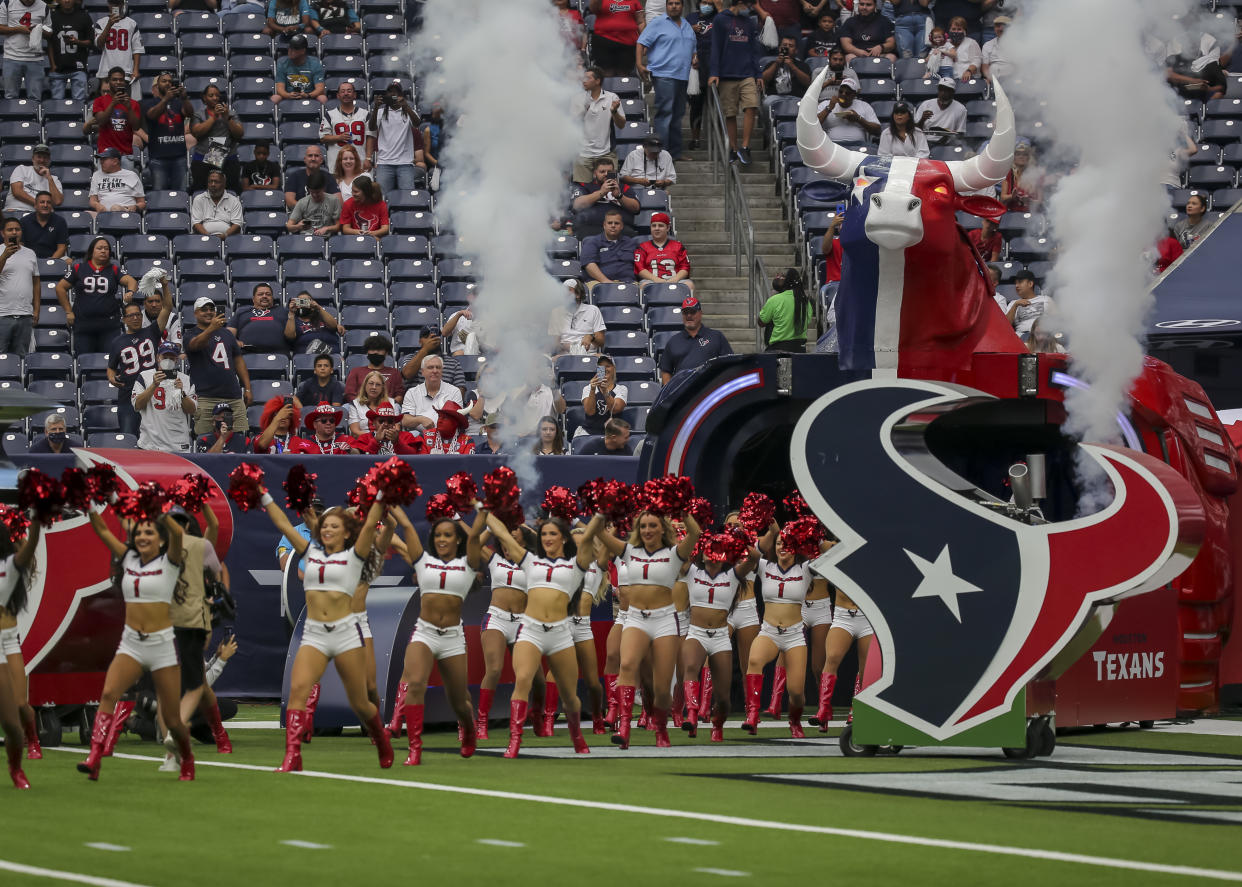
[364, 79, 425, 194]
[0, 0, 47, 100]
[3, 144, 63, 212]
[92, 0, 142, 92]
[572, 66, 626, 184]
[400, 354, 463, 430]
[915, 77, 967, 145]
[133, 341, 198, 452]
[1008, 269, 1052, 338]
[552, 279, 606, 354]
[816, 74, 880, 147]
[89, 146, 145, 212]
[319, 80, 370, 170]
[981, 16, 1013, 82]
[0, 216, 38, 358]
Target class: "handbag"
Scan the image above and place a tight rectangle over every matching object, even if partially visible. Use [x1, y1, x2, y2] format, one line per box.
[687, 67, 701, 97]
[759, 14, 779, 50]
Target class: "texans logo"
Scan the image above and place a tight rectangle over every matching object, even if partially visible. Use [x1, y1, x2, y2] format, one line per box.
[791, 379, 1205, 741]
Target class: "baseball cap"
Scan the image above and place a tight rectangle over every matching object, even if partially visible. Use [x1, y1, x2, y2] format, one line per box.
[193, 296, 216, 310]
[211, 402, 234, 416]
[96, 147, 122, 159]
[157, 340, 180, 356]
[32, 143, 50, 155]
[643, 135, 661, 149]
[840, 73, 860, 91]
[650, 211, 671, 226]
[937, 76, 957, 90]
[288, 34, 308, 50]
[993, 15, 1012, 24]
[681, 296, 701, 312]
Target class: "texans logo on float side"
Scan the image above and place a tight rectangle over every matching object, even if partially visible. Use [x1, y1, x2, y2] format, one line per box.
[791, 379, 1204, 741]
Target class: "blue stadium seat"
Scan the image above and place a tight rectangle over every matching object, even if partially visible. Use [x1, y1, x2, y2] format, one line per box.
[613, 355, 657, 381]
[143, 30, 177, 52]
[51, 143, 91, 168]
[391, 304, 436, 329]
[563, 405, 588, 437]
[321, 33, 364, 53]
[145, 190, 190, 213]
[1187, 166, 1238, 188]
[1, 431, 28, 453]
[146, 212, 192, 237]
[621, 405, 649, 433]
[222, 12, 267, 37]
[456, 354, 486, 381]
[87, 432, 137, 448]
[172, 233, 221, 259]
[276, 233, 326, 259]
[243, 353, 291, 380]
[180, 280, 230, 308]
[94, 212, 142, 237]
[570, 434, 602, 454]
[592, 283, 641, 306]
[81, 380, 119, 406]
[642, 282, 693, 307]
[0, 353, 20, 379]
[437, 281, 477, 307]
[241, 190, 286, 213]
[182, 54, 227, 80]
[644, 307, 684, 333]
[174, 10, 218, 32]
[547, 259, 583, 281]
[650, 330, 676, 357]
[431, 233, 463, 258]
[602, 77, 641, 99]
[380, 234, 430, 260]
[285, 280, 333, 304]
[60, 189, 91, 211]
[180, 257, 229, 280]
[232, 76, 275, 99]
[1008, 236, 1054, 264]
[28, 381, 76, 406]
[386, 190, 433, 212]
[335, 258, 384, 282]
[120, 234, 169, 259]
[0, 120, 40, 142]
[252, 378, 294, 403]
[278, 99, 323, 122]
[0, 97, 38, 121]
[858, 78, 897, 101]
[225, 233, 275, 258]
[140, 54, 180, 76]
[436, 259, 477, 282]
[600, 305, 643, 330]
[341, 305, 388, 330]
[338, 281, 385, 304]
[279, 121, 321, 145]
[1211, 188, 1242, 210]
[328, 234, 379, 259]
[243, 211, 286, 236]
[31, 330, 73, 358]
[383, 282, 431, 306]
[391, 211, 437, 235]
[77, 352, 111, 382]
[1200, 118, 1242, 144]
[232, 258, 281, 285]
[555, 354, 597, 382]
[282, 258, 332, 282]
[324, 53, 368, 78]
[998, 212, 1045, 239]
[625, 380, 661, 405]
[125, 258, 174, 282]
[635, 189, 670, 211]
[45, 119, 84, 143]
[180, 32, 225, 56]
[62, 212, 94, 236]
[361, 12, 404, 33]
[547, 234, 579, 259]
[42, 99, 79, 121]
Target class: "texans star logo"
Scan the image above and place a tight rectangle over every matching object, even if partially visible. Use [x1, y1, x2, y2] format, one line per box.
[791, 379, 1205, 741]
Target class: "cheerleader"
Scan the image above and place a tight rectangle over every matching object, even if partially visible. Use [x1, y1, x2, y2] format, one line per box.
[354, 514, 401, 709]
[601, 546, 629, 727]
[803, 559, 835, 728]
[487, 510, 604, 758]
[388, 505, 486, 764]
[722, 512, 762, 693]
[742, 522, 827, 738]
[258, 488, 393, 773]
[814, 588, 874, 730]
[565, 525, 610, 734]
[676, 532, 758, 742]
[80, 511, 194, 781]
[0, 517, 41, 788]
[597, 509, 701, 749]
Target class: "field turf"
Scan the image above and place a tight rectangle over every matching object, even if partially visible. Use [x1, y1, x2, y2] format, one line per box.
[2, 708, 1240, 886]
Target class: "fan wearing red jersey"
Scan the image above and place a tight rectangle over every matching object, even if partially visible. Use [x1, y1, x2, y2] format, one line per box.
[289, 402, 359, 454]
[352, 404, 429, 455]
[633, 212, 692, 292]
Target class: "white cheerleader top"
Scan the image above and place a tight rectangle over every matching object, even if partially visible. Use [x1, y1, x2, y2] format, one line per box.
[685, 564, 741, 612]
[756, 558, 814, 605]
[120, 550, 181, 605]
[488, 551, 528, 593]
[624, 544, 684, 589]
[613, 556, 631, 588]
[414, 552, 475, 600]
[523, 553, 583, 598]
[0, 554, 19, 609]
[582, 561, 604, 601]
[304, 543, 366, 597]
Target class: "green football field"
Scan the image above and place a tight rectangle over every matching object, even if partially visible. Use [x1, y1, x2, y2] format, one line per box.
[3, 708, 1240, 886]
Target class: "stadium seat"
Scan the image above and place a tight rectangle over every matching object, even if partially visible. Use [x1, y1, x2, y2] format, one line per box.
[1, 431, 28, 454]
[174, 10, 218, 32]
[232, 77, 276, 99]
[650, 330, 676, 357]
[436, 259, 477, 282]
[328, 234, 379, 259]
[621, 405, 649, 433]
[182, 54, 227, 78]
[146, 212, 192, 238]
[380, 234, 431, 260]
[438, 281, 477, 307]
[389, 282, 436, 305]
[571, 434, 602, 454]
[386, 190, 434, 212]
[626, 380, 660, 405]
[547, 234, 579, 259]
[29, 400, 78, 429]
[858, 78, 897, 101]
[456, 354, 486, 381]
[338, 281, 386, 304]
[643, 282, 693, 307]
[59, 188, 90, 211]
[241, 190, 286, 212]
[361, 12, 404, 33]
[555, 354, 598, 383]
[1187, 166, 1237, 188]
[43, 99, 81, 120]
[1007, 236, 1054, 264]
[87, 432, 137, 448]
[547, 259, 583, 281]
[51, 143, 92, 168]
[999, 213, 1045, 239]
[126, 257, 175, 281]
[321, 33, 364, 53]
[28, 338, 73, 367]
[279, 99, 323, 122]
[335, 258, 384, 283]
[0, 97, 38, 121]
[431, 233, 463, 258]
[180, 280, 230, 308]
[614, 355, 658, 381]
[81, 380, 119, 406]
[342, 305, 389, 330]
[222, 12, 267, 37]
[391, 211, 437, 235]
[604, 330, 650, 355]
[282, 258, 333, 283]
[592, 283, 641, 306]
[0, 353, 20, 380]
[230, 55, 275, 78]
[252, 379, 294, 402]
[603, 77, 642, 99]
[600, 305, 643, 330]
[76, 353, 111, 382]
[45, 119, 84, 143]
[1200, 118, 1242, 145]
[243, 353, 291, 380]
[180, 257, 229, 281]
[276, 234, 327, 259]
[231, 258, 280, 284]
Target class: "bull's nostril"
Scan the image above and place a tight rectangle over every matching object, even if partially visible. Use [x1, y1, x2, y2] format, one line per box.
[909, 199, 920, 211]
[871, 195, 882, 208]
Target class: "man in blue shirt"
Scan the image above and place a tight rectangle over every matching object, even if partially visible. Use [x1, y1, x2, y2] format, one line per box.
[709, 0, 763, 165]
[658, 295, 733, 384]
[19, 191, 68, 260]
[637, 0, 697, 161]
[581, 208, 640, 287]
[272, 34, 326, 106]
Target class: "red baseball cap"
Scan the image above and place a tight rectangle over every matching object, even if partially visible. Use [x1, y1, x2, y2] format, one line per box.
[681, 296, 700, 311]
[650, 212, 671, 225]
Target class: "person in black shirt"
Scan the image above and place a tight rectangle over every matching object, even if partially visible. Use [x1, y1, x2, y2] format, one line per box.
[803, 11, 840, 60]
[106, 294, 171, 436]
[142, 73, 193, 192]
[19, 192, 69, 260]
[47, 0, 94, 102]
[571, 158, 640, 238]
[196, 402, 251, 453]
[228, 282, 289, 354]
[29, 414, 82, 453]
[294, 353, 345, 409]
[186, 296, 253, 434]
[578, 417, 633, 455]
[761, 36, 812, 98]
[56, 236, 139, 354]
[241, 141, 282, 191]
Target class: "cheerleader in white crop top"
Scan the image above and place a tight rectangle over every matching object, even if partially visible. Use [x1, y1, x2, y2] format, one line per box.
[565, 526, 611, 736]
[389, 506, 486, 764]
[487, 509, 604, 758]
[258, 484, 393, 774]
[597, 507, 701, 750]
[0, 515, 42, 788]
[601, 553, 630, 733]
[82, 509, 196, 782]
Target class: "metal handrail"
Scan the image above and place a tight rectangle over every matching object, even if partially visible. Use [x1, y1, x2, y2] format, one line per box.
[704, 84, 769, 353]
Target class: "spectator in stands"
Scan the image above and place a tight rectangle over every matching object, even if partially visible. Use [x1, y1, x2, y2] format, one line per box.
[581, 208, 640, 287]
[924, 26, 952, 78]
[572, 67, 625, 184]
[264, 0, 311, 38]
[108, 285, 172, 435]
[346, 370, 396, 438]
[47, 0, 93, 103]
[89, 146, 146, 213]
[311, 0, 358, 34]
[252, 395, 297, 453]
[419, 102, 447, 191]
[365, 79, 426, 193]
[30, 413, 81, 453]
[931, 0, 981, 36]
[685, 3, 716, 151]
[1009, 269, 1051, 342]
[338, 175, 390, 238]
[0, 0, 46, 100]
[839, 0, 896, 62]
[57, 235, 138, 354]
[758, 266, 811, 353]
[890, 0, 931, 60]
[294, 352, 345, 409]
[133, 340, 197, 452]
[555, 0, 588, 56]
[142, 284, 181, 348]
[980, 15, 1012, 82]
[531, 415, 567, 456]
[401, 354, 463, 431]
[878, 102, 929, 158]
[578, 417, 633, 455]
[817, 73, 880, 147]
[659, 295, 733, 384]
[572, 157, 640, 239]
[821, 211, 843, 284]
[196, 402, 251, 453]
[401, 324, 468, 390]
[578, 353, 627, 439]
[475, 412, 506, 455]
[1164, 33, 1230, 102]
[344, 332, 404, 401]
[637, 0, 696, 161]
[803, 11, 840, 60]
[709, 0, 763, 165]
[1175, 194, 1212, 248]
[969, 216, 1002, 262]
[186, 295, 252, 434]
[241, 141, 282, 191]
[227, 282, 288, 353]
[941, 16, 980, 80]
[19, 192, 69, 261]
[284, 144, 337, 209]
[424, 401, 475, 455]
[320, 81, 369, 170]
[3, 145, 63, 213]
[999, 139, 1043, 213]
[191, 170, 243, 239]
[915, 77, 966, 146]
[818, 47, 849, 91]
[285, 169, 340, 235]
[284, 290, 339, 354]
[757, 0, 799, 42]
[88, 68, 141, 166]
[272, 33, 326, 105]
[353, 403, 427, 456]
[291, 401, 357, 454]
[588, 0, 644, 78]
[92, 3, 142, 96]
[332, 143, 365, 194]
[620, 135, 677, 189]
[0, 217, 38, 359]
[553, 279, 606, 355]
[762, 36, 812, 101]
[190, 84, 244, 193]
[635, 212, 692, 291]
[142, 76, 192, 192]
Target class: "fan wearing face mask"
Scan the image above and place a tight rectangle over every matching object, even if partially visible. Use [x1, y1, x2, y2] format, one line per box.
[133, 340, 198, 452]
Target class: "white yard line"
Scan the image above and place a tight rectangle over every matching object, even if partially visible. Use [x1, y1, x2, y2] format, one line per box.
[0, 860, 152, 887]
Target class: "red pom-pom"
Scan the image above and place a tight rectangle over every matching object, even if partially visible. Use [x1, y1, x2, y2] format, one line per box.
[482, 466, 521, 512]
[779, 517, 824, 559]
[577, 477, 606, 516]
[0, 505, 30, 541]
[687, 496, 714, 529]
[114, 482, 168, 523]
[19, 469, 65, 527]
[425, 493, 457, 524]
[738, 493, 775, 534]
[170, 473, 211, 512]
[282, 464, 319, 513]
[595, 480, 635, 521]
[372, 457, 421, 506]
[85, 464, 120, 505]
[641, 474, 696, 518]
[227, 462, 266, 511]
[783, 490, 813, 520]
[702, 531, 749, 564]
[497, 503, 526, 532]
[61, 467, 92, 513]
[445, 471, 478, 512]
[542, 486, 581, 523]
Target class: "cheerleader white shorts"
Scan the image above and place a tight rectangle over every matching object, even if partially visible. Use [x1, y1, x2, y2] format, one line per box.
[675, 609, 689, 638]
[570, 615, 595, 644]
[0, 625, 20, 657]
[302, 613, 365, 658]
[759, 621, 807, 652]
[116, 625, 180, 672]
[409, 619, 467, 659]
[616, 608, 629, 628]
[802, 597, 834, 628]
[729, 597, 760, 630]
[357, 611, 373, 641]
[623, 603, 681, 640]
[831, 608, 874, 640]
[481, 605, 522, 644]
[687, 624, 732, 657]
[515, 615, 575, 656]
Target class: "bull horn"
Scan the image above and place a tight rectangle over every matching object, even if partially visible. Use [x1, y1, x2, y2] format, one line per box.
[947, 78, 1015, 192]
[798, 66, 867, 182]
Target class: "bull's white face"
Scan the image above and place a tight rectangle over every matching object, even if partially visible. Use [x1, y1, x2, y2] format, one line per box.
[858, 157, 924, 251]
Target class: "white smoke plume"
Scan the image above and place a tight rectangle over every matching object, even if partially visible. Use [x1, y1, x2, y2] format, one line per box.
[412, 0, 581, 489]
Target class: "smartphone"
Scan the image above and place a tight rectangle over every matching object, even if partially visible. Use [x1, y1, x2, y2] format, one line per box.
[834, 202, 846, 216]
[283, 395, 293, 408]
[594, 366, 606, 380]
